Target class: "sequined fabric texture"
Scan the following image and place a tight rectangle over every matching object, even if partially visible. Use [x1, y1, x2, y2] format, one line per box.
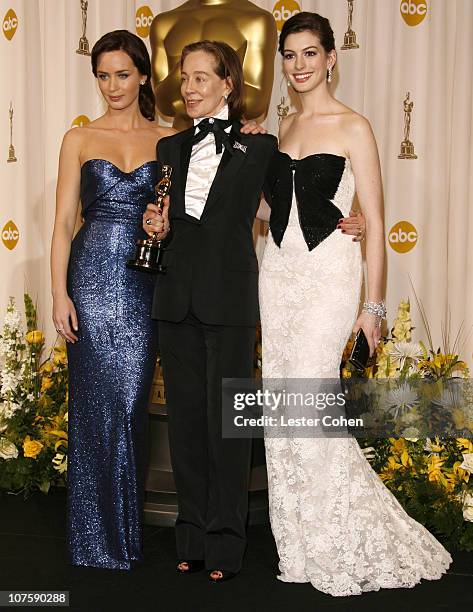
[264, 152, 346, 251]
[66, 159, 159, 569]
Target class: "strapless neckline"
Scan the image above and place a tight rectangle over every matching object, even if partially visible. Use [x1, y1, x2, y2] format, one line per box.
[80, 158, 157, 175]
[278, 151, 350, 164]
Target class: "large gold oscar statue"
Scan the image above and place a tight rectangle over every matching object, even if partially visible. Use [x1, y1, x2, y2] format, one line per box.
[149, 0, 277, 129]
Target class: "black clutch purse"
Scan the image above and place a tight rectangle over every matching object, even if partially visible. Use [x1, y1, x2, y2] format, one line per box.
[349, 329, 370, 371]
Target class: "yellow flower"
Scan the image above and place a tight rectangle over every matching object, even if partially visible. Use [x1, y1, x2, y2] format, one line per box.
[390, 438, 407, 454]
[386, 456, 403, 471]
[453, 461, 470, 483]
[426, 437, 444, 454]
[457, 438, 473, 453]
[427, 455, 451, 489]
[49, 429, 67, 440]
[23, 435, 44, 459]
[41, 377, 53, 393]
[25, 330, 45, 345]
[40, 361, 54, 374]
[393, 321, 412, 342]
[400, 449, 412, 467]
[53, 352, 67, 366]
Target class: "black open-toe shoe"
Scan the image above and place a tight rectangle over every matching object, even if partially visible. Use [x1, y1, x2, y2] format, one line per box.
[209, 570, 236, 583]
[177, 560, 205, 574]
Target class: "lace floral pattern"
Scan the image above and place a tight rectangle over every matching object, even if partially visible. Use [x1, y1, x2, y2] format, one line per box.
[259, 159, 452, 596]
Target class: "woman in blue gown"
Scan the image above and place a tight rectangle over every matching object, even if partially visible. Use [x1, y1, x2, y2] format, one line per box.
[50, 30, 174, 569]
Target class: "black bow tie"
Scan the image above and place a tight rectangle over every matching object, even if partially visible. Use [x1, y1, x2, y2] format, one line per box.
[192, 117, 234, 155]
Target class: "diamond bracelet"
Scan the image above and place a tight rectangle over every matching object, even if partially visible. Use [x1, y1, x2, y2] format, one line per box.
[362, 300, 387, 319]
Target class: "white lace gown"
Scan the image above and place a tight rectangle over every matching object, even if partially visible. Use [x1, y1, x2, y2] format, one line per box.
[259, 156, 452, 596]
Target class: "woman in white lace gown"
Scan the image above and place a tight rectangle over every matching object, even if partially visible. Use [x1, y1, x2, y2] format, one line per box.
[259, 12, 452, 597]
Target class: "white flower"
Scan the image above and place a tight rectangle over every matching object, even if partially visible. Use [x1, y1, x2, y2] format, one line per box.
[400, 410, 420, 425]
[401, 427, 420, 442]
[385, 384, 420, 419]
[459, 453, 473, 474]
[462, 491, 473, 522]
[0, 404, 8, 433]
[0, 401, 20, 420]
[431, 381, 463, 411]
[424, 437, 444, 455]
[0, 437, 18, 460]
[362, 446, 376, 460]
[389, 341, 423, 372]
[52, 453, 67, 474]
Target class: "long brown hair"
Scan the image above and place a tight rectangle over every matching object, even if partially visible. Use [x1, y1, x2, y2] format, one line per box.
[91, 30, 155, 121]
[180, 40, 245, 120]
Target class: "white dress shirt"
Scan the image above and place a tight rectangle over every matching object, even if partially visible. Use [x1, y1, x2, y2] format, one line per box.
[185, 105, 232, 220]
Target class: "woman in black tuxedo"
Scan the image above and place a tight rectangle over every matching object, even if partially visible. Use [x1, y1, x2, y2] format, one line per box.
[143, 41, 277, 582]
[143, 40, 364, 582]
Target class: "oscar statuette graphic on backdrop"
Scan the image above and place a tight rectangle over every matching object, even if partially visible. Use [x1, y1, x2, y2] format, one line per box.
[76, 0, 90, 56]
[7, 102, 17, 163]
[341, 0, 360, 50]
[398, 92, 418, 159]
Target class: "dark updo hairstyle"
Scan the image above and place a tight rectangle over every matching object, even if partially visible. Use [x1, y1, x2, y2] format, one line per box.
[180, 40, 245, 120]
[279, 12, 336, 80]
[91, 29, 155, 121]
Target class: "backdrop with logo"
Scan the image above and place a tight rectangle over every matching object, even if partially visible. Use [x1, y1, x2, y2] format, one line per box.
[0, 0, 472, 363]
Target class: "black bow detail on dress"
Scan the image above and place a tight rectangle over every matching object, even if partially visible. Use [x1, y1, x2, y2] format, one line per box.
[192, 117, 234, 155]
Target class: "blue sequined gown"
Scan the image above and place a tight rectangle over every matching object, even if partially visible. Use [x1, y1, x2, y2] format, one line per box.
[66, 159, 159, 569]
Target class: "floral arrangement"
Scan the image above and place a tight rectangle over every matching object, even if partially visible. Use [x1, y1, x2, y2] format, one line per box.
[341, 299, 473, 551]
[0, 295, 68, 497]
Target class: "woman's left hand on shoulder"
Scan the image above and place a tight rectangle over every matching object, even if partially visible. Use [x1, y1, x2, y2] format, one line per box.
[240, 119, 267, 135]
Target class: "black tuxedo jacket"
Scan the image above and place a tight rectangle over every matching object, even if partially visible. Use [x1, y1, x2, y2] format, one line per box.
[151, 121, 278, 326]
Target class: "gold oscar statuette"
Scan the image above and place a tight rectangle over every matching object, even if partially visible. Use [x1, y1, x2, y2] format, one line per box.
[341, 0, 360, 50]
[76, 0, 90, 56]
[149, 0, 277, 130]
[127, 165, 172, 273]
[7, 102, 17, 163]
[398, 92, 418, 159]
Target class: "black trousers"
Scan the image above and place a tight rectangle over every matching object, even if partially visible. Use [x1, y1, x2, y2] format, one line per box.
[158, 311, 255, 573]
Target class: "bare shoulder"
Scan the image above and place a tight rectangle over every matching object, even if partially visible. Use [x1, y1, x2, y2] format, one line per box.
[61, 126, 86, 152]
[278, 112, 297, 140]
[152, 125, 177, 139]
[340, 109, 374, 139]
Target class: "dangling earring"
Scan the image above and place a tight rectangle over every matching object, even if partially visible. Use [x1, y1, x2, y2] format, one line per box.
[277, 76, 290, 124]
[327, 66, 333, 83]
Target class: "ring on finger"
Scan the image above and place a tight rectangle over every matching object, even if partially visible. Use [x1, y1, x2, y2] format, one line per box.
[145, 219, 153, 226]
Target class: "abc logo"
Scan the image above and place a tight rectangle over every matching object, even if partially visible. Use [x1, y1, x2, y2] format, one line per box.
[273, 0, 301, 32]
[71, 115, 90, 128]
[135, 6, 154, 38]
[2, 220, 19, 250]
[2, 8, 18, 41]
[388, 221, 418, 253]
[400, 0, 427, 27]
